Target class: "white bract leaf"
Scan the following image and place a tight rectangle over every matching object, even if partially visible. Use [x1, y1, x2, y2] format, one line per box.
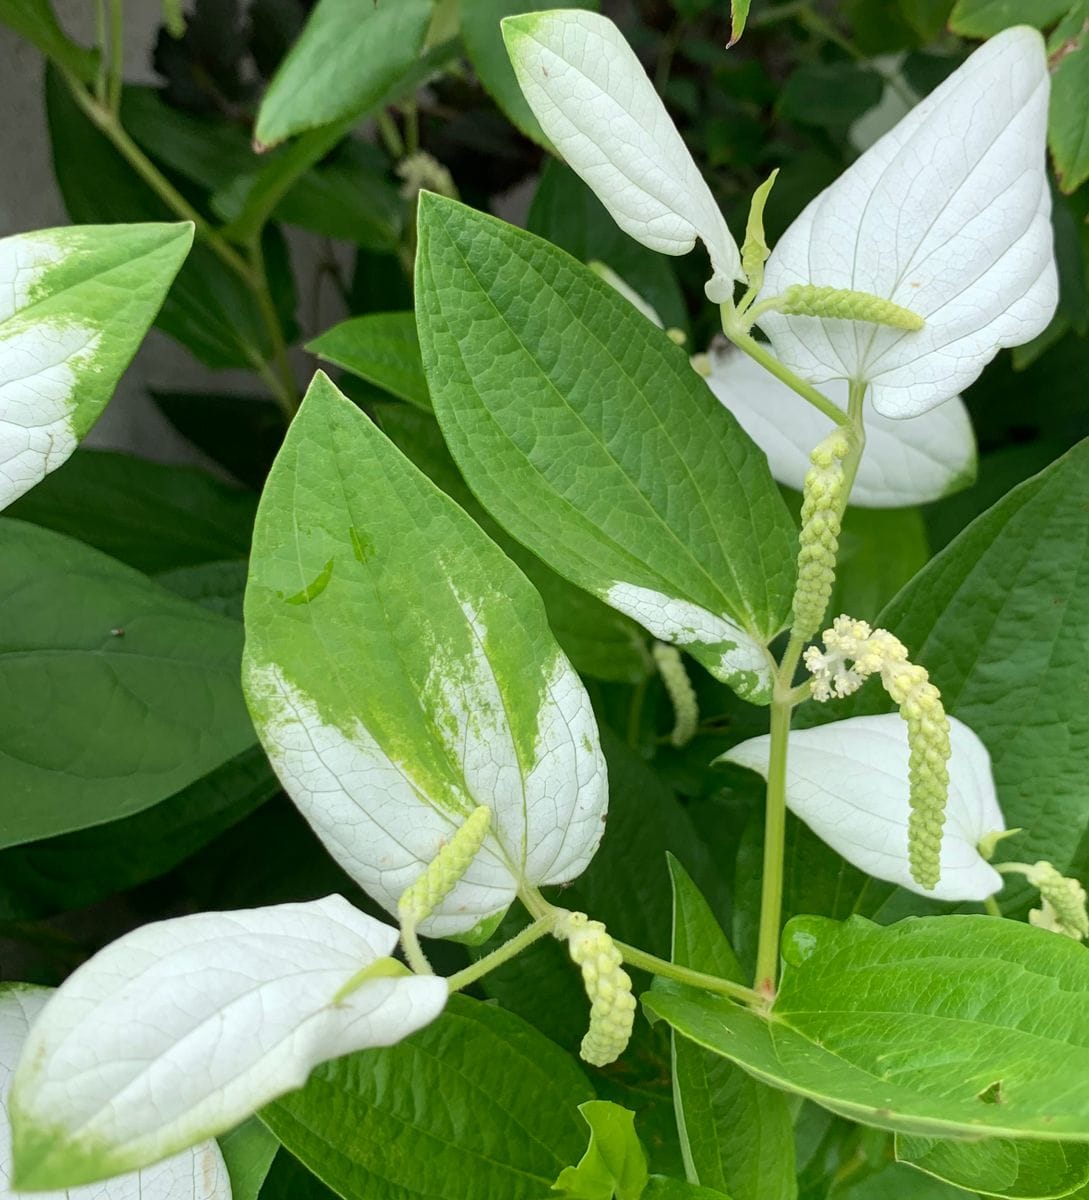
[758, 26, 1057, 418]
[245, 649, 606, 940]
[723, 713, 1004, 900]
[503, 9, 741, 301]
[9, 897, 447, 1189]
[0, 223, 191, 510]
[1, 986, 232, 1200]
[704, 345, 976, 507]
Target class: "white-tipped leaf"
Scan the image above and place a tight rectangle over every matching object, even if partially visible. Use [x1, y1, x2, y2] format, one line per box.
[758, 27, 1057, 418]
[723, 714, 1004, 900]
[0, 223, 192, 510]
[502, 9, 741, 301]
[243, 375, 608, 939]
[704, 345, 976, 507]
[1, 986, 232, 1200]
[8, 897, 447, 1189]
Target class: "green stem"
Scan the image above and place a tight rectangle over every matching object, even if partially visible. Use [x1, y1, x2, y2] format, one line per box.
[376, 110, 405, 159]
[611, 939, 762, 1007]
[752, 688, 795, 997]
[403, 101, 420, 156]
[983, 896, 1003, 918]
[247, 238, 298, 416]
[400, 919, 432, 975]
[445, 916, 555, 993]
[94, 0, 108, 103]
[61, 72, 298, 415]
[107, 0, 124, 114]
[721, 309, 850, 429]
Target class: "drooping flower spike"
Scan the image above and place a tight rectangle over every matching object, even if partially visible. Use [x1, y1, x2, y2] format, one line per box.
[723, 712, 1004, 901]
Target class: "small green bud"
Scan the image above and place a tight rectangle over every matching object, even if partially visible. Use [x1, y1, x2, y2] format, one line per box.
[778, 284, 925, 331]
[791, 432, 850, 641]
[652, 642, 698, 747]
[978, 828, 1022, 861]
[562, 912, 636, 1066]
[399, 806, 492, 927]
[740, 169, 779, 299]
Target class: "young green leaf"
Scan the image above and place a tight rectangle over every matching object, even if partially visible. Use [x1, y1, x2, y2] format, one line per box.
[416, 195, 796, 703]
[0, 519, 257, 850]
[724, 713, 1004, 901]
[729, 0, 752, 46]
[8, 897, 447, 1188]
[705, 347, 976, 507]
[262, 995, 594, 1200]
[645, 914, 1089, 1141]
[502, 10, 741, 301]
[254, 0, 432, 148]
[759, 27, 1057, 418]
[553, 1101, 649, 1200]
[243, 373, 608, 938]
[1, 985, 233, 1199]
[307, 313, 430, 410]
[0, 222, 191, 510]
[663, 858, 797, 1200]
[897, 1131, 1089, 1198]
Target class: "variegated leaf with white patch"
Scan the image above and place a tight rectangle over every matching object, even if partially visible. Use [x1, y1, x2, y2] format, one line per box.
[242, 373, 608, 938]
[722, 713, 1004, 901]
[2, 985, 234, 1200]
[757, 27, 1057, 418]
[8, 898, 446, 1190]
[704, 345, 977, 507]
[502, 9, 741, 302]
[415, 196, 797, 705]
[0, 223, 192, 509]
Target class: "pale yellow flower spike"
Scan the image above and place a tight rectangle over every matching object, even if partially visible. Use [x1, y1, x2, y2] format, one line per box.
[792, 431, 850, 641]
[652, 641, 699, 747]
[562, 912, 636, 1066]
[399, 806, 492, 972]
[804, 616, 951, 890]
[999, 861, 1089, 941]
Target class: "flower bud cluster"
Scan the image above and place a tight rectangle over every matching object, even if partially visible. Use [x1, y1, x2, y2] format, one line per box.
[398, 806, 491, 927]
[804, 616, 950, 890]
[778, 284, 925, 330]
[791, 432, 850, 641]
[1003, 861, 1089, 941]
[652, 641, 698, 747]
[562, 912, 636, 1066]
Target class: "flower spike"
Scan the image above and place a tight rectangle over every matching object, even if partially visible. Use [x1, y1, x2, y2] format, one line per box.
[805, 617, 951, 890]
[559, 912, 636, 1067]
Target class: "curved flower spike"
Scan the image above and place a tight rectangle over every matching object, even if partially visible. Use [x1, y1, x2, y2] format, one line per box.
[758, 26, 1057, 418]
[1, 987, 232, 1200]
[722, 713, 1004, 901]
[503, 9, 742, 301]
[9, 897, 447, 1190]
[704, 346, 976, 507]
